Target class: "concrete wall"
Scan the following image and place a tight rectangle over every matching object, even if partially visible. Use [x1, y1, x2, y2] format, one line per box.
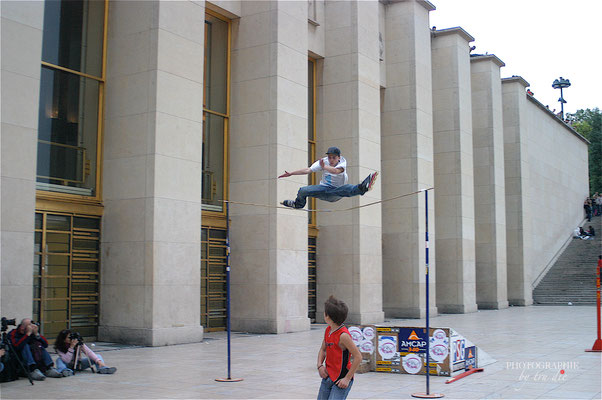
[502, 76, 589, 305]
[315, 0, 384, 325]
[381, 0, 436, 318]
[101, 0, 204, 345]
[0, 0, 44, 320]
[470, 55, 508, 309]
[523, 95, 589, 287]
[229, 1, 310, 333]
[431, 28, 477, 314]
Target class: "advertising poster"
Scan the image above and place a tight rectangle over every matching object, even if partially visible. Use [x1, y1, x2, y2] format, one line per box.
[376, 327, 400, 368]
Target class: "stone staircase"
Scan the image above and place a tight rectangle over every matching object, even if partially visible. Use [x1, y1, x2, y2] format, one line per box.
[533, 214, 601, 305]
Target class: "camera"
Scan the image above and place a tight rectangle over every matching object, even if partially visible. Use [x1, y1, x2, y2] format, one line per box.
[1, 317, 16, 332]
[69, 332, 83, 342]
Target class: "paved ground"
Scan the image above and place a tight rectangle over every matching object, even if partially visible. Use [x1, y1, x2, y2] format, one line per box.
[1, 306, 601, 399]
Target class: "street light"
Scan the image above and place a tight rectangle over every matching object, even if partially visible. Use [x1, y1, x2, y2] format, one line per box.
[552, 77, 571, 119]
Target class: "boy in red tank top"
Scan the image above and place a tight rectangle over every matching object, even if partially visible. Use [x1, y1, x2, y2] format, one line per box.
[316, 296, 362, 399]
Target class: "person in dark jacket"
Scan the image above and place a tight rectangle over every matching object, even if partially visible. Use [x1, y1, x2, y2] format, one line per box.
[8, 318, 62, 380]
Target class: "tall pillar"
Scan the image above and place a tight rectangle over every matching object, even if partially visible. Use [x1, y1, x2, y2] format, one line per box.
[501, 76, 533, 306]
[381, 0, 436, 318]
[0, 1, 44, 319]
[470, 55, 509, 309]
[229, 1, 311, 333]
[315, 0, 384, 324]
[431, 28, 477, 314]
[101, 0, 204, 345]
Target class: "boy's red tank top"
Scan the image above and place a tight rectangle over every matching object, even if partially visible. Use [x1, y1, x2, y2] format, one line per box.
[324, 325, 351, 382]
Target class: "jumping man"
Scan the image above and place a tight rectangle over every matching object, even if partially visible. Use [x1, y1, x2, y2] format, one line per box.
[278, 147, 378, 209]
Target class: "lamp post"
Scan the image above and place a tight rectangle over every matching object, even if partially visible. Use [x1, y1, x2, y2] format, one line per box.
[552, 77, 571, 119]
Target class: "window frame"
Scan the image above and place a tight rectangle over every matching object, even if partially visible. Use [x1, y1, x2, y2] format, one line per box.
[36, 0, 108, 207]
[202, 9, 231, 224]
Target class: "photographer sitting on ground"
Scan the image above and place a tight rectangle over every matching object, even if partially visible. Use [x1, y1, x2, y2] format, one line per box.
[54, 329, 116, 374]
[8, 318, 62, 380]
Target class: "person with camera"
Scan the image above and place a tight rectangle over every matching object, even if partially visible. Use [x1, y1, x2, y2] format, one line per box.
[54, 329, 116, 374]
[0, 348, 5, 373]
[8, 318, 62, 380]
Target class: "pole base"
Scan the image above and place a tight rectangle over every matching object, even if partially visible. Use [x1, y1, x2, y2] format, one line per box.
[585, 338, 602, 352]
[411, 392, 444, 398]
[215, 377, 244, 382]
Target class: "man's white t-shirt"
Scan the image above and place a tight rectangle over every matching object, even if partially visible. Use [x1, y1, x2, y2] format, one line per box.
[310, 156, 348, 188]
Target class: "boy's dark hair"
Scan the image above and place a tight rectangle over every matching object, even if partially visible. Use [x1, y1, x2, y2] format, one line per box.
[324, 295, 348, 325]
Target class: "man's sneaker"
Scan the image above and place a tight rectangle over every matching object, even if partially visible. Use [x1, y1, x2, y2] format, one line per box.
[97, 366, 117, 374]
[45, 367, 62, 378]
[30, 369, 46, 381]
[61, 369, 74, 377]
[360, 172, 379, 194]
[281, 200, 296, 208]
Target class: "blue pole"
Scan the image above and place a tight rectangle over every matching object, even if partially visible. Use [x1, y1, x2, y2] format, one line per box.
[425, 189, 430, 394]
[226, 201, 231, 379]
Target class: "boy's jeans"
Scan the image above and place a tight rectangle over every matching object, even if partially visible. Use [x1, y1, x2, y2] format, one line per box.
[55, 354, 104, 373]
[294, 184, 363, 209]
[317, 377, 354, 400]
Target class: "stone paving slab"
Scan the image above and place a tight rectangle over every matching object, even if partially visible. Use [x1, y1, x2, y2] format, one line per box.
[1, 306, 600, 399]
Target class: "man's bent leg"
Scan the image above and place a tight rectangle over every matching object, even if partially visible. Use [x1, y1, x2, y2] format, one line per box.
[20, 345, 36, 368]
[328, 184, 363, 198]
[294, 185, 330, 208]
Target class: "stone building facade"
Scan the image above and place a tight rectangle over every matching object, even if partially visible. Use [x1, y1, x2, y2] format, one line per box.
[0, 0, 589, 346]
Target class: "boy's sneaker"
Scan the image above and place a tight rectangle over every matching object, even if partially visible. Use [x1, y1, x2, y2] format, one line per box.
[97, 366, 117, 374]
[30, 369, 46, 381]
[281, 200, 296, 208]
[61, 369, 74, 377]
[360, 172, 379, 194]
[45, 367, 62, 378]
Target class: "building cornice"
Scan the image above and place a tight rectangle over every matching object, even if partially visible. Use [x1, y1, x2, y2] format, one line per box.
[431, 26, 474, 42]
[470, 54, 505, 68]
[501, 75, 530, 88]
[380, 0, 436, 11]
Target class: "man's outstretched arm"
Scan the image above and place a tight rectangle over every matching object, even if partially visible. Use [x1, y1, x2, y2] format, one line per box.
[278, 167, 312, 178]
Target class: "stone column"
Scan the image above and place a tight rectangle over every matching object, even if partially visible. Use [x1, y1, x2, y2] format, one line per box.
[381, 0, 436, 318]
[313, 0, 384, 325]
[431, 28, 477, 314]
[101, 0, 204, 345]
[0, 1, 44, 319]
[229, 1, 311, 333]
[470, 55, 509, 309]
[501, 76, 533, 306]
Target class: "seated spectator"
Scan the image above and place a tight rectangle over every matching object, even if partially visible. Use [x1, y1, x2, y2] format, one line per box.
[8, 318, 62, 380]
[0, 348, 4, 373]
[54, 329, 116, 374]
[587, 225, 596, 237]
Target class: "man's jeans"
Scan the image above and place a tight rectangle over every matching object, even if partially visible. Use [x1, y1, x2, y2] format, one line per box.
[317, 377, 354, 400]
[293, 184, 363, 209]
[20, 344, 53, 369]
[55, 354, 104, 373]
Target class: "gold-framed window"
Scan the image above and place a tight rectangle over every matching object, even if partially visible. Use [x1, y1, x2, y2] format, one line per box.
[202, 10, 231, 215]
[36, 0, 108, 203]
[308, 58, 319, 321]
[201, 9, 231, 331]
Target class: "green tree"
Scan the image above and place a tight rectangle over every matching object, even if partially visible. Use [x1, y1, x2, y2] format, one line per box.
[568, 108, 602, 195]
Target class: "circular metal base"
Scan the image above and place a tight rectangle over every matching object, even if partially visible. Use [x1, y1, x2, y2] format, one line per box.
[215, 377, 244, 382]
[411, 392, 445, 398]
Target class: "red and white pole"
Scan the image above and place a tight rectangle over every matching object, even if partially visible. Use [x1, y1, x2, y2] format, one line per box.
[586, 255, 602, 352]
